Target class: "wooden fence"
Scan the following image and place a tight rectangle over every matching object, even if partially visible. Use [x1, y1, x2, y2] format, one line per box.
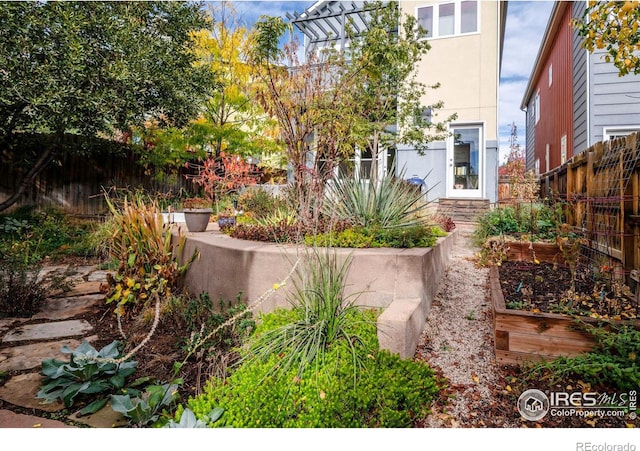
[0, 149, 195, 217]
[539, 132, 640, 274]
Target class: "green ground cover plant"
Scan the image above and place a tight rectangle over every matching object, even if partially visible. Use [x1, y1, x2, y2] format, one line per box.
[525, 322, 640, 392]
[0, 206, 99, 264]
[188, 307, 441, 427]
[473, 203, 562, 246]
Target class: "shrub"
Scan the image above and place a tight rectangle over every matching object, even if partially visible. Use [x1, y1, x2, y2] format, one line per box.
[0, 208, 99, 264]
[305, 225, 445, 249]
[473, 203, 562, 245]
[188, 309, 441, 427]
[228, 221, 300, 244]
[237, 187, 282, 220]
[103, 194, 198, 315]
[0, 261, 46, 318]
[245, 249, 369, 378]
[525, 322, 640, 391]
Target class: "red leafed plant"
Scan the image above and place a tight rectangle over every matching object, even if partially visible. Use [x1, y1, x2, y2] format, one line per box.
[186, 152, 258, 215]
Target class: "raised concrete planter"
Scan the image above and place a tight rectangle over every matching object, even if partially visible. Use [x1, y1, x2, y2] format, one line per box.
[179, 229, 457, 359]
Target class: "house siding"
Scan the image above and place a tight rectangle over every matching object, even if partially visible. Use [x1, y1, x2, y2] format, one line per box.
[572, 0, 588, 154]
[525, 97, 536, 172]
[532, 4, 573, 173]
[589, 48, 640, 144]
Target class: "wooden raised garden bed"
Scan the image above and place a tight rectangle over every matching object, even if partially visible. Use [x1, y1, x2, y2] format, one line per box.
[491, 241, 638, 365]
[490, 266, 598, 364]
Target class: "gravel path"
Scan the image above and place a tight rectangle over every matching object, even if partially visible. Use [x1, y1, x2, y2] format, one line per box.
[415, 223, 520, 428]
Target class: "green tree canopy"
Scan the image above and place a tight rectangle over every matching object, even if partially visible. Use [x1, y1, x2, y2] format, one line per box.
[0, 1, 213, 211]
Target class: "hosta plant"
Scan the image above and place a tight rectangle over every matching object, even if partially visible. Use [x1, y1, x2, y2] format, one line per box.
[37, 340, 138, 414]
[165, 407, 224, 428]
[111, 381, 182, 427]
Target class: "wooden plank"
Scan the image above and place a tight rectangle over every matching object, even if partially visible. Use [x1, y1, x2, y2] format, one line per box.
[494, 314, 595, 341]
[507, 331, 597, 357]
[496, 349, 548, 365]
[495, 330, 509, 351]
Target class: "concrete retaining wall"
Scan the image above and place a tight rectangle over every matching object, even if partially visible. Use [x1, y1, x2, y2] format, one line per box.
[178, 226, 456, 359]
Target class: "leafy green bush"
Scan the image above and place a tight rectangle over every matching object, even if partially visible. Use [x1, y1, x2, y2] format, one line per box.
[473, 203, 562, 246]
[526, 323, 640, 391]
[305, 225, 445, 248]
[187, 309, 441, 427]
[0, 207, 98, 264]
[237, 187, 282, 220]
[0, 261, 46, 318]
[37, 341, 139, 414]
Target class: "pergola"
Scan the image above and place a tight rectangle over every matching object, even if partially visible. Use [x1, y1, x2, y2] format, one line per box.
[286, 1, 382, 54]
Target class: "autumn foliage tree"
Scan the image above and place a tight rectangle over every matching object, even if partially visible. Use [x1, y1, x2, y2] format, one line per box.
[574, 1, 640, 76]
[249, 17, 359, 227]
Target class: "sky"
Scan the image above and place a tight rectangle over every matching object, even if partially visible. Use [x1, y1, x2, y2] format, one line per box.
[231, 0, 557, 163]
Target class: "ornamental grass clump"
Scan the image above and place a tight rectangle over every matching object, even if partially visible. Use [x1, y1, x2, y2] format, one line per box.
[103, 193, 198, 316]
[245, 248, 369, 379]
[323, 171, 432, 229]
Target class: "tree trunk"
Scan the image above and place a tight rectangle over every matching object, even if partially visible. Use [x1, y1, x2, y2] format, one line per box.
[370, 131, 379, 185]
[0, 145, 56, 213]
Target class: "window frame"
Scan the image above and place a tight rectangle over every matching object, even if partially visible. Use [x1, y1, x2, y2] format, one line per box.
[602, 126, 640, 142]
[415, 0, 480, 40]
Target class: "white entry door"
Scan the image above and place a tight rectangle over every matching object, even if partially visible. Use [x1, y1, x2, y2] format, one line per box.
[446, 125, 483, 199]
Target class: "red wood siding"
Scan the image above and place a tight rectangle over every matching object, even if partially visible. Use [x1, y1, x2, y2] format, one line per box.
[533, 4, 573, 173]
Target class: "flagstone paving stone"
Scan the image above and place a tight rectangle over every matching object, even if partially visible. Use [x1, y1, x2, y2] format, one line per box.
[32, 294, 104, 321]
[50, 281, 103, 298]
[86, 271, 110, 282]
[0, 409, 73, 428]
[68, 403, 128, 428]
[0, 336, 98, 373]
[2, 319, 93, 343]
[0, 373, 65, 412]
[0, 318, 27, 336]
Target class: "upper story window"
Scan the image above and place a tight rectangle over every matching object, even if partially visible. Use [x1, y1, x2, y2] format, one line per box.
[534, 90, 541, 125]
[417, 1, 478, 39]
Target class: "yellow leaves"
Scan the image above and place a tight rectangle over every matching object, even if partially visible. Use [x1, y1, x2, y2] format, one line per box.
[629, 352, 636, 361]
[505, 385, 512, 392]
[585, 417, 598, 427]
[471, 373, 479, 383]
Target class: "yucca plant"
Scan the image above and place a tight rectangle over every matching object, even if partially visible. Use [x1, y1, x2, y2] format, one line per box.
[323, 170, 433, 229]
[245, 248, 371, 379]
[103, 193, 198, 315]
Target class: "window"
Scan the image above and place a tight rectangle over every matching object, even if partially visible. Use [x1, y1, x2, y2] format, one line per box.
[535, 158, 540, 176]
[534, 91, 541, 125]
[603, 127, 640, 141]
[548, 64, 553, 87]
[560, 135, 567, 164]
[461, 1, 478, 33]
[417, 6, 433, 38]
[439, 3, 455, 36]
[416, 1, 479, 39]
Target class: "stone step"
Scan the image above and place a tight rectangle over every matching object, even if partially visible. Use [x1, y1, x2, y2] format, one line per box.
[0, 410, 73, 428]
[0, 373, 65, 412]
[33, 294, 104, 321]
[2, 319, 93, 343]
[0, 336, 98, 372]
